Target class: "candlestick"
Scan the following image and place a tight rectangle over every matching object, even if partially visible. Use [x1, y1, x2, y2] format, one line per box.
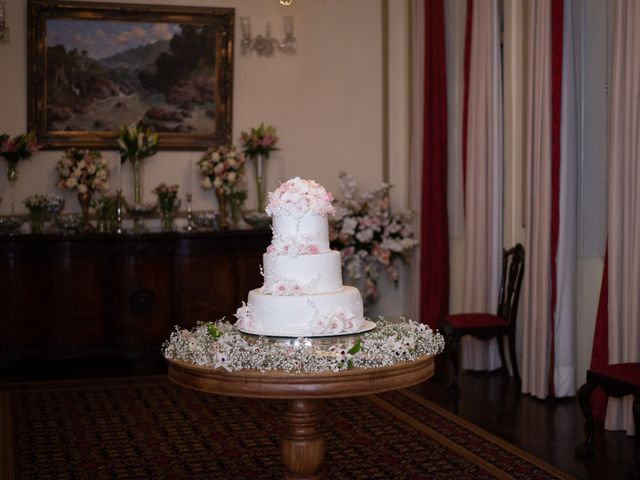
[115, 189, 124, 234]
[185, 193, 193, 232]
[187, 159, 193, 195]
[117, 156, 122, 192]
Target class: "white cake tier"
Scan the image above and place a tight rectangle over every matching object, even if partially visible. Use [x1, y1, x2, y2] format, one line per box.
[271, 214, 330, 253]
[239, 286, 365, 337]
[262, 250, 343, 295]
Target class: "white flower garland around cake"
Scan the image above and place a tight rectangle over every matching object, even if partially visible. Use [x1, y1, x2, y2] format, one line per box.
[163, 318, 445, 373]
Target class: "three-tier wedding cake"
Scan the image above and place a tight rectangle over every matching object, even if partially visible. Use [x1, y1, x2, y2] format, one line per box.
[234, 177, 369, 337]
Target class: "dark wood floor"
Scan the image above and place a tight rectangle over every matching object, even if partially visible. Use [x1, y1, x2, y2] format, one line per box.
[414, 367, 636, 480]
[1, 356, 635, 480]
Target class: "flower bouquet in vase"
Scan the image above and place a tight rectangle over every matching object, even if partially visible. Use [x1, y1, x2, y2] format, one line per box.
[24, 194, 50, 234]
[329, 173, 419, 306]
[153, 183, 179, 232]
[240, 123, 278, 216]
[55, 148, 110, 233]
[117, 123, 159, 230]
[0, 131, 42, 214]
[92, 194, 119, 233]
[197, 145, 246, 230]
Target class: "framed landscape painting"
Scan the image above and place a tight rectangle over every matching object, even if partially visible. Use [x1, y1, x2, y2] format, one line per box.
[27, 0, 234, 149]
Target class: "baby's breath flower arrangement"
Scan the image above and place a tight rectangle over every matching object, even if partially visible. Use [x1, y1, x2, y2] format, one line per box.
[330, 173, 419, 305]
[56, 149, 109, 194]
[163, 318, 444, 373]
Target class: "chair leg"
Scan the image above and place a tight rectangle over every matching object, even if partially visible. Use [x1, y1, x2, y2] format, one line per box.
[496, 334, 508, 375]
[626, 395, 640, 479]
[507, 329, 520, 382]
[446, 331, 461, 396]
[575, 380, 598, 456]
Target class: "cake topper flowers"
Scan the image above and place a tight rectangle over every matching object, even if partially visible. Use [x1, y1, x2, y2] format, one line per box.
[265, 177, 335, 218]
[330, 173, 419, 305]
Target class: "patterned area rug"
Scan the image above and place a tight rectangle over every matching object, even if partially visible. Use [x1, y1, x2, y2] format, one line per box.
[0, 376, 574, 480]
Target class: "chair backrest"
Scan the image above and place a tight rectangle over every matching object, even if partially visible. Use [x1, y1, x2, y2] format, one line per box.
[496, 243, 525, 327]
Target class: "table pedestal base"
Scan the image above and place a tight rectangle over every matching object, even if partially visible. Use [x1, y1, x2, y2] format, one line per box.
[282, 399, 325, 480]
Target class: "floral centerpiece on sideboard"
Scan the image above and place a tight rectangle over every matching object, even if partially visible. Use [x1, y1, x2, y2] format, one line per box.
[240, 123, 278, 213]
[23, 194, 50, 234]
[0, 131, 42, 214]
[329, 173, 419, 305]
[197, 145, 246, 230]
[55, 148, 110, 232]
[153, 183, 179, 232]
[117, 123, 158, 205]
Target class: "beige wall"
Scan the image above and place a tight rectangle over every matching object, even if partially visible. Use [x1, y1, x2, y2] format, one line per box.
[0, 0, 413, 317]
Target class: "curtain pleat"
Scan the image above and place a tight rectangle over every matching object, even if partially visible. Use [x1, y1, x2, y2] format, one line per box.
[554, 0, 577, 398]
[460, 0, 503, 371]
[522, 0, 553, 398]
[603, 0, 640, 435]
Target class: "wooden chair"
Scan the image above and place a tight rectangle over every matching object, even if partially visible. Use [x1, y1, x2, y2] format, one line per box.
[575, 363, 640, 479]
[441, 243, 525, 395]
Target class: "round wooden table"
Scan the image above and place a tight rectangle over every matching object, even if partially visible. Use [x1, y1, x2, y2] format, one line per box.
[167, 355, 434, 479]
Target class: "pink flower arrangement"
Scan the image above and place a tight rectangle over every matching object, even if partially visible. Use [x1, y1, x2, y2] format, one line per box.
[240, 123, 279, 158]
[56, 149, 109, 194]
[0, 131, 42, 172]
[330, 173, 419, 305]
[265, 177, 336, 217]
[197, 145, 246, 195]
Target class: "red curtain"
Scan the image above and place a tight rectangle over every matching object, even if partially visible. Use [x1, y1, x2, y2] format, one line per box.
[548, 0, 564, 398]
[419, 0, 449, 328]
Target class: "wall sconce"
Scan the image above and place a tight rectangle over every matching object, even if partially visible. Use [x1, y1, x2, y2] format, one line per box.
[240, 16, 296, 57]
[0, 2, 9, 45]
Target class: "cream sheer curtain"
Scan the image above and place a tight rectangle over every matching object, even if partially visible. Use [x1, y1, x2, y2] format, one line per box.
[521, 0, 552, 398]
[460, 0, 503, 371]
[408, 0, 424, 320]
[554, 0, 577, 398]
[605, 0, 640, 435]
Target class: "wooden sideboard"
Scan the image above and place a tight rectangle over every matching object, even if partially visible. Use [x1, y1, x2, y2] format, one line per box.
[0, 228, 270, 367]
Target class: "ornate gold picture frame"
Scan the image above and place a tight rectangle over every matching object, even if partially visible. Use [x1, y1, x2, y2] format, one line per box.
[27, 0, 234, 150]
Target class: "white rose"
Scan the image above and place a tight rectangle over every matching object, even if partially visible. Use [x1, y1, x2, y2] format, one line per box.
[78, 184, 88, 194]
[65, 177, 77, 189]
[73, 168, 82, 178]
[202, 177, 213, 189]
[77, 160, 86, 169]
[87, 164, 97, 174]
[227, 172, 236, 183]
[213, 177, 223, 189]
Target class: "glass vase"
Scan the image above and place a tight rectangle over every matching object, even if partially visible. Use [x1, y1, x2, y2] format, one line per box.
[7, 164, 17, 215]
[28, 208, 47, 234]
[131, 158, 143, 204]
[253, 154, 267, 213]
[77, 191, 94, 233]
[215, 187, 229, 230]
[158, 196, 176, 232]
